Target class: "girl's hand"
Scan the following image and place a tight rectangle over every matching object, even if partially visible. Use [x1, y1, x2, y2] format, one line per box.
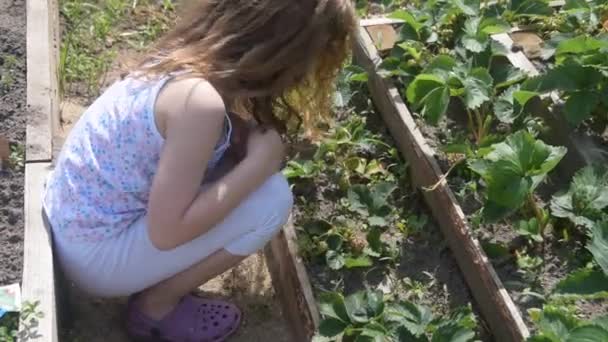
[246, 127, 285, 174]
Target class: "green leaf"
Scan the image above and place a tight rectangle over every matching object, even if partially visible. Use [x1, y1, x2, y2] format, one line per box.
[469, 131, 566, 221]
[359, 322, 389, 340]
[523, 65, 601, 93]
[344, 292, 370, 323]
[517, 218, 543, 242]
[431, 322, 476, 342]
[554, 268, 608, 295]
[385, 301, 433, 336]
[494, 85, 538, 124]
[389, 10, 423, 32]
[566, 325, 608, 342]
[344, 291, 384, 324]
[424, 55, 458, 79]
[344, 255, 374, 268]
[365, 291, 385, 317]
[563, 90, 600, 126]
[326, 250, 345, 270]
[588, 218, 608, 275]
[491, 64, 527, 89]
[556, 35, 608, 57]
[593, 315, 608, 331]
[397, 327, 430, 341]
[511, 0, 553, 17]
[481, 241, 510, 259]
[318, 318, 348, 337]
[461, 18, 488, 53]
[318, 292, 350, 322]
[550, 166, 608, 228]
[406, 74, 450, 124]
[450, 0, 480, 16]
[538, 308, 579, 340]
[460, 68, 493, 109]
[479, 17, 511, 34]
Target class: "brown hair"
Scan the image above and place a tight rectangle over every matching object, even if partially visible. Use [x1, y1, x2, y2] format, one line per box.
[134, 0, 357, 134]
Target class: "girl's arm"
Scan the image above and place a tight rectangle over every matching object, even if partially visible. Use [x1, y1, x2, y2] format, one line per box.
[147, 79, 283, 250]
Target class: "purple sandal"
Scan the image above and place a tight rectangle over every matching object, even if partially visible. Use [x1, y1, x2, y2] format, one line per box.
[126, 294, 242, 342]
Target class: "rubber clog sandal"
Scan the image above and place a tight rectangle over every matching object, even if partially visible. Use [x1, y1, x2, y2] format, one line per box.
[126, 294, 242, 342]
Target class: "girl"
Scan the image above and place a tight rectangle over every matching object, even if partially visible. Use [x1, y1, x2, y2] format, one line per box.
[43, 0, 356, 341]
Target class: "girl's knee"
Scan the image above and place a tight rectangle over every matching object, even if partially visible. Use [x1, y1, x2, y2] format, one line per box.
[244, 173, 293, 233]
[258, 173, 293, 228]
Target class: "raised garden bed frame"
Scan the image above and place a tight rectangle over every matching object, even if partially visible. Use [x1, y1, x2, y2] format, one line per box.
[20, 0, 61, 341]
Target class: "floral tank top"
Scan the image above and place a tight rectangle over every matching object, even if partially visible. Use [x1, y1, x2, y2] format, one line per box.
[43, 75, 232, 243]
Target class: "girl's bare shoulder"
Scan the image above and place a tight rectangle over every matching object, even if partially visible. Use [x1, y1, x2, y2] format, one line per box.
[154, 77, 225, 138]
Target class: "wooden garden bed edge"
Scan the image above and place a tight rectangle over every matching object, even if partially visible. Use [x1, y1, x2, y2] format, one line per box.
[353, 25, 530, 342]
[265, 220, 320, 342]
[26, 0, 60, 162]
[21, 0, 61, 340]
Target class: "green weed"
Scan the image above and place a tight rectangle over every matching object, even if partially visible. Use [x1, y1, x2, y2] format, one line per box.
[9, 144, 25, 171]
[59, 0, 175, 98]
[0, 301, 45, 342]
[0, 54, 19, 93]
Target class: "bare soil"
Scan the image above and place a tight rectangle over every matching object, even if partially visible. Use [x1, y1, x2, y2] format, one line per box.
[60, 253, 291, 342]
[0, 0, 26, 286]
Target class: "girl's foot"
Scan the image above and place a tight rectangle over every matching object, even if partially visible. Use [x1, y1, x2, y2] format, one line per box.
[126, 294, 242, 341]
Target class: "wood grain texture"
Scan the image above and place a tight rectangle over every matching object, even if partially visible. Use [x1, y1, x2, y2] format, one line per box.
[26, 0, 60, 161]
[20, 162, 58, 342]
[353, 26, 530, 342]
[264, 221, 319, 342]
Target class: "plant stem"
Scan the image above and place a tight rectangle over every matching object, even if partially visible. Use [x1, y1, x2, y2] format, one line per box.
[474, 109, 484, 144]
[467, 109, 478, 143]
[527, 193, 546, 250]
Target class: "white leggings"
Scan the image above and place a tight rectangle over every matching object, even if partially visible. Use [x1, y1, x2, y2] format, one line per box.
[52, 173, 293, 298]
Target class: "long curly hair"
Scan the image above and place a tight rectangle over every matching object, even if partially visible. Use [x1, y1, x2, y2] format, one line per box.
[133, 0, 357, 134]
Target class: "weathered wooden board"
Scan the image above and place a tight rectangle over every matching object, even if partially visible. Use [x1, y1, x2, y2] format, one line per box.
[26, 0, 60, 162]
[265, 221, 319, 342]
[353, 26, 530, 342]
[20, 162, 58, 342]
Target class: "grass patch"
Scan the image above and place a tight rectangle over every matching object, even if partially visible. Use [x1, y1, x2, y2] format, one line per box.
[0, 54, 20, 95]
[59, 0, 176, 98]
[0, 313, 18, 342]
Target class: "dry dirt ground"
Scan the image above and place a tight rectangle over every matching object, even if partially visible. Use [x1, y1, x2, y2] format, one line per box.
[0, 0, 26, 287]
[60, 251, 292, 342]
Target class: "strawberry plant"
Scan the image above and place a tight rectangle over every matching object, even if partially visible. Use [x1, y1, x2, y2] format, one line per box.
[523, 35, 608, 127]
[539, 0, 608, 35]
[468, 130, 566, 240]
[528, 305, 608, 341]
[314, 289, 478, 342]
[405, 54, 532, 143]
[550, 165, 608, 229]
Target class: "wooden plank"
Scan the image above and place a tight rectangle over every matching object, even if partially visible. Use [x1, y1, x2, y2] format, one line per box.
[353, 26, 530, 342]
[265, 220, 319, 342]
[360, 17, 404, 27]
[491, 33, 589, 177]
[26, 0, 60, 162]
[366, 25, 399, 53]
[20, 162, 58, 342]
